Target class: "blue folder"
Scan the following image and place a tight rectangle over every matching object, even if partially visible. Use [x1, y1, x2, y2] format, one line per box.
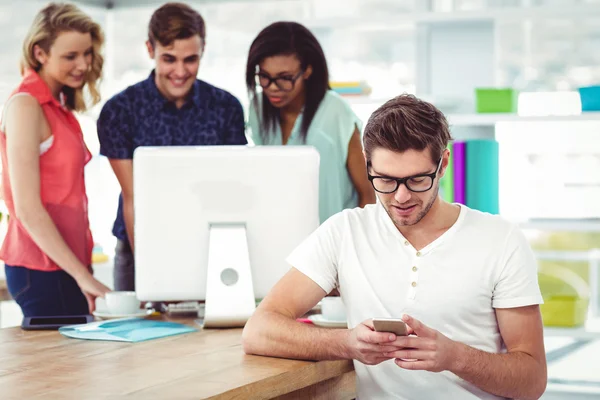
[59, 318, 197, 342]
[465, 139, 499, 214]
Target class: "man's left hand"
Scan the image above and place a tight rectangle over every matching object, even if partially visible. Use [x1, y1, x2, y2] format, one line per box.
[384, 315, 460, 372]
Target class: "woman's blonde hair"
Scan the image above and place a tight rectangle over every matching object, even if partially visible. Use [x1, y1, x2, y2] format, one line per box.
[20, 3, 104, 112]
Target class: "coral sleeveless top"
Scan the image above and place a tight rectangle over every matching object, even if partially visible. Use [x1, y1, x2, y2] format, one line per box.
[0, 69, 93, 271]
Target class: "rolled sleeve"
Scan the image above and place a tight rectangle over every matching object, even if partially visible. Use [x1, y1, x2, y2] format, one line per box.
[334, 97, 362, 163]
[97, 96, 134, 159]
[492, 227, 544, 309]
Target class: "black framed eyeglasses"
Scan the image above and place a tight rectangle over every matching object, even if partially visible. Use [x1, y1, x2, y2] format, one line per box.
[368, 158, 443, 194]
[255, 70, 304, 92]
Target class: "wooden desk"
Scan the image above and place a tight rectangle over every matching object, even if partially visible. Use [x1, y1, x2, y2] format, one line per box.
[0, 316, 356, 399]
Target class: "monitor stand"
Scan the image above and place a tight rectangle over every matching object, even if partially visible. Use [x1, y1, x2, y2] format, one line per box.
[203, 223, 256, 328]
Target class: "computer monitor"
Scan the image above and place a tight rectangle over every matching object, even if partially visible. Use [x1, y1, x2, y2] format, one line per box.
[133, 145, 320, 327]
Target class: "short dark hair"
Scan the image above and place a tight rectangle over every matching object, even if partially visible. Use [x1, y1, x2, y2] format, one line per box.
[148, 2, 205, 48]
[245, 21, 330, 143]
[363, 94, 453, 163]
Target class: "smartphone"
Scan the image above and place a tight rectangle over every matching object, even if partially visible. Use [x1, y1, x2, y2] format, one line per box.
[21, 315, 94, 330]
[372, 318, 408, 336]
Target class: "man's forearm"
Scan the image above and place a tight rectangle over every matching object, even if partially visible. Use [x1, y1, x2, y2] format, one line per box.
[451, 343, 547, 400]
[123, 197, 135, 251]
[242, 310, 350, 361]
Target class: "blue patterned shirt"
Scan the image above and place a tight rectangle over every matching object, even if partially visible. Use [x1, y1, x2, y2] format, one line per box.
[97, 71, 247, 242]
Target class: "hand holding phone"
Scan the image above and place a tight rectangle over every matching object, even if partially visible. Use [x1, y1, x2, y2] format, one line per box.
[345, 319, 402, 366]
[372, 318, 409, 336]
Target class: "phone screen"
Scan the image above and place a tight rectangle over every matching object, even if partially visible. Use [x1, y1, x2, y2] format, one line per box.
[29, 316, 89, 325]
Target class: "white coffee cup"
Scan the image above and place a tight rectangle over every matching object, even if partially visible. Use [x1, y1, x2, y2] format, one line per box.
[105, 291, 140, 315]
[320, 297, 346, 321]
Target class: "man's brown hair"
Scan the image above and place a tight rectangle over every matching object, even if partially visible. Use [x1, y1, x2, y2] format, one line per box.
[148, 2, 205, 48]
[363, 94, 453, 163]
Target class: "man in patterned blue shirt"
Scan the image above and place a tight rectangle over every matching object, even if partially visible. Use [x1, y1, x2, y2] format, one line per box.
[97, 3, 247, 291]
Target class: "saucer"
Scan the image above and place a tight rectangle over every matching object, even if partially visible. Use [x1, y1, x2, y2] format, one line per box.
[308, 314, 347, 329]
[93, 308, 153, 320]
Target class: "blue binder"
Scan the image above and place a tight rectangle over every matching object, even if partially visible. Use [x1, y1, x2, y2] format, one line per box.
[59, 318, 197, 342]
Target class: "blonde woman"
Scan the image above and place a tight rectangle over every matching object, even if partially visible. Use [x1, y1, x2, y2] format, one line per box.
[0, 3, 110, 317]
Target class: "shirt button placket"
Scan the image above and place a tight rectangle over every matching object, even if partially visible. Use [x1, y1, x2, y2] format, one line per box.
[408, 250, 421, 300]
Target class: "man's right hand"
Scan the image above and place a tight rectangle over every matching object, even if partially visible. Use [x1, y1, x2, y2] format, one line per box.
[344, 319, 401, 365]
[76, 273, 111, 313]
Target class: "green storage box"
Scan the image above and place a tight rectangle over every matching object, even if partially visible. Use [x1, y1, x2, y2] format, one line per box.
[475, 88, 518, 113]
[541, 295, 589, 327]
[538, 264, 589, 327]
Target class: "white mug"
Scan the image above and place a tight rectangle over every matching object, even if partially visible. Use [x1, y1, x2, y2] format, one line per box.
[105, 291, 140, 315]
[320, 297, 346, 321]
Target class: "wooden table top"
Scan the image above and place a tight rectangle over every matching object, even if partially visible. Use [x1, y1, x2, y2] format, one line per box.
[0, 315, 355, 399]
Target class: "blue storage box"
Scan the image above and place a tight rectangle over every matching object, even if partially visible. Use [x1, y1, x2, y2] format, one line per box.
[578, 86, 600, 112]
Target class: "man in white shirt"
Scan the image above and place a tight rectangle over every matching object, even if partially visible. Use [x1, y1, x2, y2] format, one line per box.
[242, 94, 547, 400]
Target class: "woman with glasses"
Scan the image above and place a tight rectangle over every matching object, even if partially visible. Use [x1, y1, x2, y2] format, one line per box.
[246, 22, 375, 224]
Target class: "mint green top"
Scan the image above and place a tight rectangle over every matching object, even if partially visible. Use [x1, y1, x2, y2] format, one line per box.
[248, 90, 361, 224]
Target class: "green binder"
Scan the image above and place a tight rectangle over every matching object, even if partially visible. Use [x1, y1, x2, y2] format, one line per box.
[439, 145, 454, 202]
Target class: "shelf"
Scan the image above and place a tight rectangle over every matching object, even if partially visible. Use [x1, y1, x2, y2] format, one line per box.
[346, 97, 600, 126]
[519, 219, 600, 233]
[545, 318, 600, 340]
[76, 0, 274, 8]
[447, 112, 600, 126]
[344, 96, 390, 106]
[303, 4, 600, 30]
